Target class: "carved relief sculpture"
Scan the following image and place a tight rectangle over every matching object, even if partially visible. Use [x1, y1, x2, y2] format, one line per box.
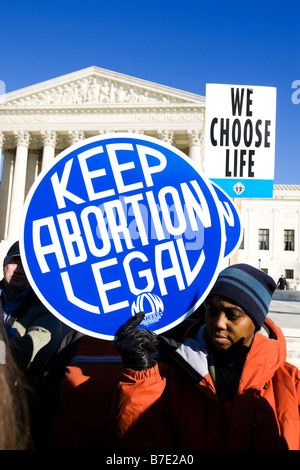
[4, 76, 179, 108]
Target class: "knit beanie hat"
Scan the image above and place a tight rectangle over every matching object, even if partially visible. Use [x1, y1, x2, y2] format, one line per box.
[207, 264, 277, 329]
[6, 241, 20, 258]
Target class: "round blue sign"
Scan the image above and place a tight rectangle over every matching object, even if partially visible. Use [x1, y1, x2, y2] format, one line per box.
[211, 182, 243, 259]
[20, 133, 226, 339]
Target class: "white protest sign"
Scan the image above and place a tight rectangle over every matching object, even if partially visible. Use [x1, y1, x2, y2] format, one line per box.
[204, 84, 276, 198]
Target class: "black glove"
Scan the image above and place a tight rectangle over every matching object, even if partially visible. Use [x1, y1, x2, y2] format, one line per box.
[115, 312, 158, 370]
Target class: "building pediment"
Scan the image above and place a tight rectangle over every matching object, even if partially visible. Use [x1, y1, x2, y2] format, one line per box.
[1, 66, 205, 109]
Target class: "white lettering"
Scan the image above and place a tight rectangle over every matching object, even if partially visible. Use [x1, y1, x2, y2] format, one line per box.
[123, 251, 154, 295]
[219, 201, 235, 226]
[106, 143, 144, 193]
[155, 241, 185, 296]
[136, 144, 167, 187]
[103, 199, 134, 253]
[92, 258, 129, 313]
[176, 238, 205, 286]
[145, 191, 165, 240]
[81, 206, 111, 257]
[124, 194, 149, 245]
[61, 271, 100, 314]
[158, 186, 187, 236]
[78, 146, 115, 200]
[34, 180, 211, 271]
[33, 177, 212, 308]
[57, 211, 87, 266]
[32, 216, 66, 273]
[181, 180, 212, 230]
[51, 159, 85, 209]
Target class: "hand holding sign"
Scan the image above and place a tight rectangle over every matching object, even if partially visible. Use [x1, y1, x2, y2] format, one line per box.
[20, 133, 241, 339]
[115, 311, 158, 370]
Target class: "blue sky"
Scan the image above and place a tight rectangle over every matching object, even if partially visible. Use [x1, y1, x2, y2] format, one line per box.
[1, 0, 299, 184]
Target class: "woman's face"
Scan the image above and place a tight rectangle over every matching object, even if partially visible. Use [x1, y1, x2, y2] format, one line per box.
[205, 295, 256, 351]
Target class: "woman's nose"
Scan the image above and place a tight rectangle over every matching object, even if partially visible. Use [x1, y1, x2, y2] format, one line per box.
[213, 312, 227, 330]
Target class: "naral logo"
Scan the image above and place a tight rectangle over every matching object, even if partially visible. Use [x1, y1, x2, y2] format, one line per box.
[131, 293, 164, 326]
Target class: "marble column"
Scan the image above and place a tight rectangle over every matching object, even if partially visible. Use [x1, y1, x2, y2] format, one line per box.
[187, 129, 203, 171]
[41, 130, 56, 171]
[7, 131, 30, 241]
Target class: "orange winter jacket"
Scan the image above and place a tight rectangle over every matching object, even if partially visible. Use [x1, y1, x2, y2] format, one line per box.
[111, 318, 300, 450]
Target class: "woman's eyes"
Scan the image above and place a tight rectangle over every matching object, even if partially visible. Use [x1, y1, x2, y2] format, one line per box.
[206, 305, 240, 320]
[227, 312, 240, 321]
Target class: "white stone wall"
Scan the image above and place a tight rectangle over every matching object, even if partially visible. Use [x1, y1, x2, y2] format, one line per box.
[237, 185, 300, 289]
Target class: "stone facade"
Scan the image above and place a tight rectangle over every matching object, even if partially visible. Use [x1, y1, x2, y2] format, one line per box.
[237, 185, 300, 289]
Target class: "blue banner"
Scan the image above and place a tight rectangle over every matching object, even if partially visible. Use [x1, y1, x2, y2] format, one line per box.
[210, 178, 274, 198]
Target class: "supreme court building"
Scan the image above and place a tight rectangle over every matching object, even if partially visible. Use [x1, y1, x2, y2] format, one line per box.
[0, 66, 299, 287]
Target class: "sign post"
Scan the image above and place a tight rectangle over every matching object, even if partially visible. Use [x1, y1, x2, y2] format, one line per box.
[204, 84, 277, 198]
[20, 133, 242, 340]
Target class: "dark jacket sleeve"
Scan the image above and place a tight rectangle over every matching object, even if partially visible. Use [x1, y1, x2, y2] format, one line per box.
[8, 294, 62, 373]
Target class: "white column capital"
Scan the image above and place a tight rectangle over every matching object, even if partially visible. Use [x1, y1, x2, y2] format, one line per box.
[127, 129, 144, 134]
[41, 130, 57, 147]
[157, 129, 174, 144]
[98, 129, 115, 135]
[68, 130, 85, 145]
[187, 129, 202, 146]
[14, 130, 30, 147]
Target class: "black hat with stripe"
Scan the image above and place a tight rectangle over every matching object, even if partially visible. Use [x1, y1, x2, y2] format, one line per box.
[208, 263, 277, 329]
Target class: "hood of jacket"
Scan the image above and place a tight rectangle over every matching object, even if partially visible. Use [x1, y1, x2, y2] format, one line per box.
[168, 317, 287, 394]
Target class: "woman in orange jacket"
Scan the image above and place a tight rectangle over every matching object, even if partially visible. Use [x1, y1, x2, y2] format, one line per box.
[112, 264, 300, 450]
